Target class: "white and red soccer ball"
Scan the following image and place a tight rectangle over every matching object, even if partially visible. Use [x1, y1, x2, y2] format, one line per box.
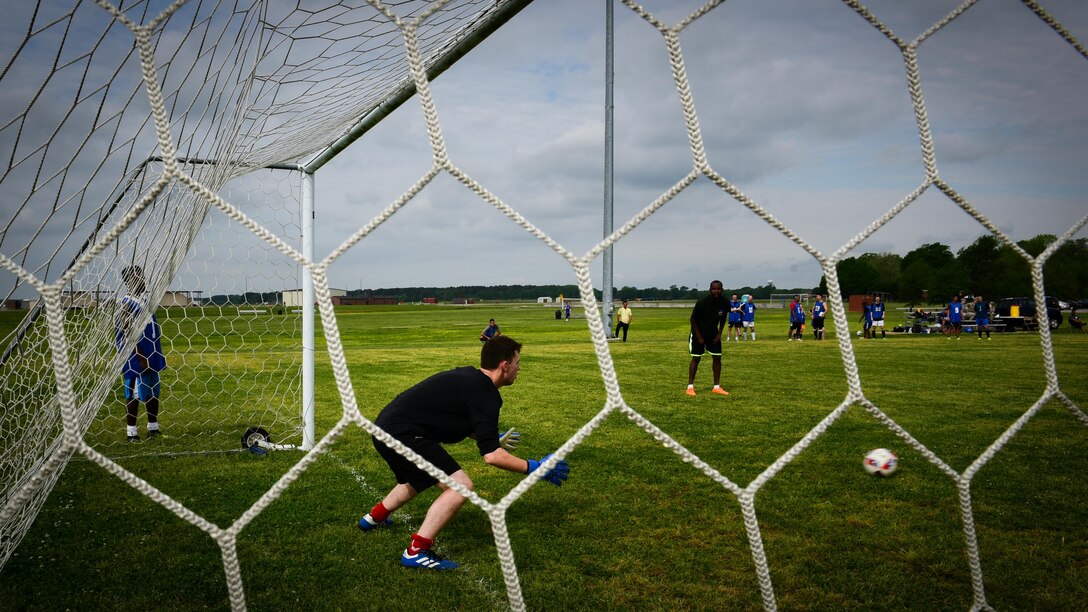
[863, 448, 898, 477]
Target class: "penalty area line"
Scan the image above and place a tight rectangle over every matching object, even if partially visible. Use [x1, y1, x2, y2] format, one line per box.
[326, 450, 508, 608]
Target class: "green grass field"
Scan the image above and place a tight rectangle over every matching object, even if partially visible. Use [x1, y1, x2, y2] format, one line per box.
[1, 303, 1086, 610]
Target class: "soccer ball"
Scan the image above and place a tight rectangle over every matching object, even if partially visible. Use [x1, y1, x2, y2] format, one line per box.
[863, 448, 898, 477]
[856, 330, 862, 337]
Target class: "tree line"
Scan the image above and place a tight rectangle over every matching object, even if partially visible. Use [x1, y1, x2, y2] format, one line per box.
[818, 234, 1088, 304]
[203, 283, 815, 306]
[205, 233, 1086, 306]
[347, 282, 813, 303]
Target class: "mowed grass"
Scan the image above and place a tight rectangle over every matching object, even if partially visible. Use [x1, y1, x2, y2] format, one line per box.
[0, 303, 1085, 610]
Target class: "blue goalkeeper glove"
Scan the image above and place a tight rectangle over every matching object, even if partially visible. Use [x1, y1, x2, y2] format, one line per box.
[525, 453, 570, 486]
[498, 427, 521, 452]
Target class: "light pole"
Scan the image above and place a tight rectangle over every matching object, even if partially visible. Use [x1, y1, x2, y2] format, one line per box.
[602, 0, 615, 337]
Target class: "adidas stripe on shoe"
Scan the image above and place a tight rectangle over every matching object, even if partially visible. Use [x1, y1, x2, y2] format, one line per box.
[401, 548, 459, 570]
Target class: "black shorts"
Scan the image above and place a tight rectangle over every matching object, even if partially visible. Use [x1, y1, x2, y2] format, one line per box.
[728, 320, 743, 328]
[811, 317, 825, 329]
[790, 322, 803, 331]
[373, 432, 461, 493]
[689, 331, 722, 357]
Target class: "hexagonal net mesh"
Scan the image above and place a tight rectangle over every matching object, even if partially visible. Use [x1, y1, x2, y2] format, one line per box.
[0, 0, 526, 590]
[0, 1, 1086, 611]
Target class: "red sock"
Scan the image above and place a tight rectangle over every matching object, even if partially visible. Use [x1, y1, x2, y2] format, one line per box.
[369, 502, 390, 523]
[408, 533, 433, 555]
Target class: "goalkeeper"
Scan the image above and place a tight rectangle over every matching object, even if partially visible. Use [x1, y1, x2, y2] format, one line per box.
[358, 335, 570, 571]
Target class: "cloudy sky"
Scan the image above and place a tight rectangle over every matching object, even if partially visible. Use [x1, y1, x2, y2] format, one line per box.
[304, 0, 1088, 294]
[1, 0, 1086, 299]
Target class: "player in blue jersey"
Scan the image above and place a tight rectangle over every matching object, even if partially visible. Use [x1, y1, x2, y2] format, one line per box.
[948, 295, 964, 339]
[479, 318, 501, 342]
[116, 266, 167, 442]
[727, 294, 743, 342]
[858, 296, 873, 339]
[788, 295, 806, 341]
[974, 294, 992, 340]
[687, 280, 729, 396]
[810, 294, 827, 340]
[742, 295, 757, 341]
[871, 295, 887, 339]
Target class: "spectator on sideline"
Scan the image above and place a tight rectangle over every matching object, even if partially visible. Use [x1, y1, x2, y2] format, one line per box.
[788, 295, 806, 341]
[116, 265, 167, 442]
[1069, 308, 1084, 333]
[948, 295, 964, 339]
[871, 295, 887, 339]
[357, 335, 570, 571]
[974, 293, 992, 340]
[480, 318, 501, 342]
[742, 295, 757, 341]
[911, 307, 931, 333]
[727, 294, 743, 342]
[615, 299, 633, 341]
[564, 300, 571, 321]
[810, 294, 827, 340]
[687, 280, 729, 396]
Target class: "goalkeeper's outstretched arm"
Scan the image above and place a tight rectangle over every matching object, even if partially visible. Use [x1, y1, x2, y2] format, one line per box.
[483, 446, 533, 473]
[483, 448, 570, 486]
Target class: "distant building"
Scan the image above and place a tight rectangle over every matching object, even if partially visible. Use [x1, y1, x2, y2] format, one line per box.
[161, 291, 199, 307]
[331, 295, 398, 306]
[283, 288, 347, 306]
[451, 297, 475, 305]
[422, 297, 438, 304]
[332, 296, 369, 306]
[537, 296, 553, 304]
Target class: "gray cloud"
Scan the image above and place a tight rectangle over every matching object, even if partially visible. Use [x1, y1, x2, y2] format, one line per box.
[3, 0, 1086, 298]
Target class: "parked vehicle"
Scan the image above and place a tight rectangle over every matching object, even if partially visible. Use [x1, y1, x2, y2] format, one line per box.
[994, 296, 1063, 331]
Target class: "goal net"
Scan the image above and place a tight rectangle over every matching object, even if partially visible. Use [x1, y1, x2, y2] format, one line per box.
[1, 1, 1086, 611]
[0, 0, 528, 588]
[769, 293, 813, 308]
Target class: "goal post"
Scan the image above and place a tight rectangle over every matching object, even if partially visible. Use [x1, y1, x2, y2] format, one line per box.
[301, 171, 316, 452]
[769, 293, 814, 308]
[0, 160, 317, 574]
[2, 160, 315, 454]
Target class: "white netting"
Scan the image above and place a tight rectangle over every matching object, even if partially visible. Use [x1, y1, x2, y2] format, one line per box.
[0, 0, 525, 588]
[1, 1, 1086, 611]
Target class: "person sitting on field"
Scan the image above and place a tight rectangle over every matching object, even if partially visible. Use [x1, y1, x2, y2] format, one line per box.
[1070, 308, 1085, 333]
[480, 318, 501, 342]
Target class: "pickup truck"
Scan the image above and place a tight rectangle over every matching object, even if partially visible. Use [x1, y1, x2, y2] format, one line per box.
[993, 296, 1063, 331]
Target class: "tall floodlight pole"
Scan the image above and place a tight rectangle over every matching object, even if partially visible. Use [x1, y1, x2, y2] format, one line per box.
[602, 0, 615, 337]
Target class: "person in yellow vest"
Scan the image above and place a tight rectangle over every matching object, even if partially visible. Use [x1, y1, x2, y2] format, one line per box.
[615, 299, 634, 341]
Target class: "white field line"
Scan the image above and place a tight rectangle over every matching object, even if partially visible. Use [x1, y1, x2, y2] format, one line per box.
[327, 450, 507, 610]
